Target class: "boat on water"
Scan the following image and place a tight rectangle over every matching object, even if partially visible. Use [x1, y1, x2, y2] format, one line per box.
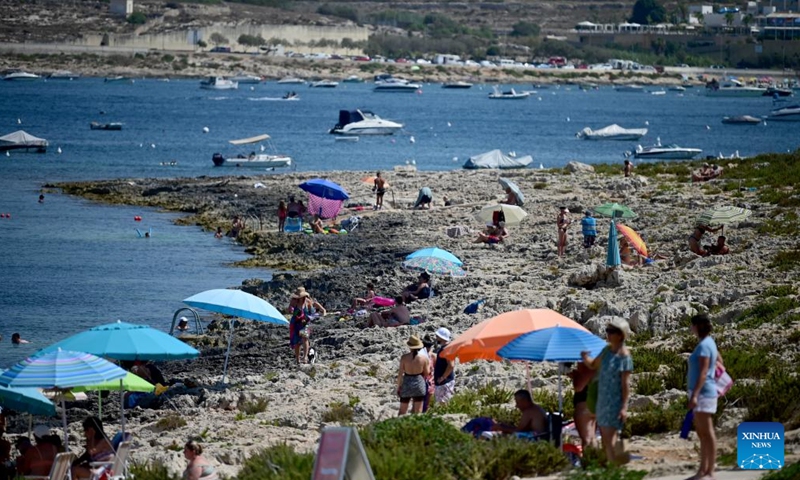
[3, 71, 41, 81]
[721, 115, 761, 125]
[230, 73, 262, 84]
[668, 85, 686, 92]
[104, 76, 130, 83]
[442, 81, 473, 89]
[341, 75, 364, 83]
[374, 77, 421, 92]
[705, 79, 765, 97]
[212, 134, 292, 168]
[48, 70, 80, 80]
[309, 80, 339, 88]
[577, 124, 648, 141]
[615, 85, 644, 93]
[0, 130, 48, 153]
[488, 86, 530, 99]
[90, 122, 123, 130]
[200, 76, 238, 90]
[277, 77, 306, 85]
[329, 109, 403, 136]
[766, 104, 800, 122]
[765, 86, 793, 97]
[628, 138, 702, 160]
[650, 90, 667, 95]
[463, 149, 532, 169]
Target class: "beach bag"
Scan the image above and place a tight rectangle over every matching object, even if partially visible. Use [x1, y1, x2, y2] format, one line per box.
[614, 430, 631, 466]
[586, 379, 599, 414]
[715, 363, 733, 397]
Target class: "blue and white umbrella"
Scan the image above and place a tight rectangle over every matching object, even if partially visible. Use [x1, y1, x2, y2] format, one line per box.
[184, 289, 287, 382]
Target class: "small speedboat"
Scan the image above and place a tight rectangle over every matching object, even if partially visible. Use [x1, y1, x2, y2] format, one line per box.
[488, 86, 530, 99]
[309, 80, 338, 88]
[767, 104, 800, 122]
[277, 77, 306, 84]
[374, 77, 421, 92]
[765, 86, 793, 97]
[329, 109, 403, 136]
[90, 122, 123, 130]
[3, 71, 41, 81]
[282, 92, 300, 100]
[442, 81, 473, 89]
[48, 70, 79, 80]
[212, 133, 292, 168]
[104, 76, 130, 83]
[341, 75, 364, 83]
[721, 115, 761, 125]
[615, 85, 644, 93]
[230, 73, 262, 84]
[628, 138, 702, 160]
[200, 76, 238, 90]
[577, 124, 648, 141]
[705, 79, 766, 97]
[668, 85, 686, 92]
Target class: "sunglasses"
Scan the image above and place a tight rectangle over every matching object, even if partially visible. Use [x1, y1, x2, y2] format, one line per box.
[605, 328, 622, 335]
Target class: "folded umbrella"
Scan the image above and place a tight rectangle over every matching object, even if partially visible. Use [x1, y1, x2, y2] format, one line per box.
[607, 220, 621, 267]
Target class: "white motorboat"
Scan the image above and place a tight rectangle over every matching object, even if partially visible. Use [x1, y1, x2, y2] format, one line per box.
[104, 76, 130, 83]
[277, 77, 306, 84]
[329, 109, 403, 136]
[48, 70, 80, 80]
[628, 138, 702, 160]
[3, 71, 41, 81]
[0, 130, 48, 153]
[721, 115, 762, 125]
[615, 85, 644, 93]
[212, 134, 292, 168]
[442, 81, 473, 89]
[341, 75, 364, 83]
[309, 80, 338, 88]
[374, 78, 421, 92]
[668, 85, 686, 92]
[488, 86, 530, 99]
[200, 76, 238, 90]
[230, 73, 262, 84]
[705, 79, 766, 97]
[766, 104, 800, 122]
[577, 124, 648, 141]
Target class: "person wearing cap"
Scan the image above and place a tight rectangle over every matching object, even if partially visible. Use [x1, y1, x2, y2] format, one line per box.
[396, 336, 431, 415]
[433, 327, 456, 404]
[177, 317, 190, 332]
[581, 210, 597, 250]
[581, 318, 633, 466]
[15, 425, 58, 477]
[288, 287, 326, 365]
[556, 207, 572, 257]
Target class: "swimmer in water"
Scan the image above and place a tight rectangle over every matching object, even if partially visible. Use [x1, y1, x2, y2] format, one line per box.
[38, 194, 45, 203]
[145, 231, 151, 238]
[11, 333, 30, 344]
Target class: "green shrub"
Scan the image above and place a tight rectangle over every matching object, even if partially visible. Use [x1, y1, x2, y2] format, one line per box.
[722, 347, 775, 379]
[635, 373, 662, 396]
[762, 461, 800, 479]
[155, 414, 186, 430]
[625, 400, 685, 437]
[742, 368, 800, 428]
[129, 461, 179, 480]
[631, 347, 681, 373]
[477, 384, 513, 405]
[770, 248, 800, 272]
[322, 401, 354, 423]
[240, 397, 269, 415]
[237, 444, 314, 480]
[663, 362, 688, 390]
[738, 297, 799, 328]
[127, 11, 147, 24]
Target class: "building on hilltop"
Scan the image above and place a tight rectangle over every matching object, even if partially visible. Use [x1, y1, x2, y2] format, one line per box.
[110, 0, 133, 17]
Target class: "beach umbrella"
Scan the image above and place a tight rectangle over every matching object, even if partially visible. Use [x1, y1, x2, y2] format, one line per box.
[439, 309, 588, 363]
[696, 206, 752, 227]
[615, 223, 648, 257]
[498, 178, 525, 206]
[0, 379, 57, 417]
[498, 326, 607, 412]
[402, 255, 466, 277]
[593, 202, 637, 219]
[299, 179, 350, 219]
[184, 289, 288, 383]
[607, 220, 621, 267]
[475, 204, 528, 227]
[405, 247, 463, 266]
[39, 321, 200, 361]
[0, 350, 127, 446]
[73, 371, 155, 419]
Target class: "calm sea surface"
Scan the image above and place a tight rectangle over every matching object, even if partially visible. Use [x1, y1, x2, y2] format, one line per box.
[0, 78, 797, 367]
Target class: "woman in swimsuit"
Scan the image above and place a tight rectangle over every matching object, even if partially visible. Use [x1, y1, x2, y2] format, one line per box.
[373, 172, 387, 210]
[183, 441, 218, 480]
[397, 335, 431, 415]
[288, 287, 326, 364]
[71, 417, 114, 480]
[557, 207, 572, 257]
[688, 224, 723, 256]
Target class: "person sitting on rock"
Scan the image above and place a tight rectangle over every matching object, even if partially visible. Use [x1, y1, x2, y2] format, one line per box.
[402, 272, 432, 302]
[704, 235, 730, 256]
[366, 296, 410, 328]
[688, 224, 723, 256]
[501, 188, 520, 206]
[481, 389, 548, 439]
[310, 215, 325, 234]
[475, 222, 509, 244]
[351, 283, 376, 310]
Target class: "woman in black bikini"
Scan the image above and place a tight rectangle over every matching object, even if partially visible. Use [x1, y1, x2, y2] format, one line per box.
[688, 224, 723, 256]
[396, 336, 431, 415]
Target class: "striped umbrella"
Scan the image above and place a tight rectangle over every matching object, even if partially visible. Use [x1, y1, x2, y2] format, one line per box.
[615, 223, 648, 257]
[696, 206, 752, 227]
[0, 349, 127, 446]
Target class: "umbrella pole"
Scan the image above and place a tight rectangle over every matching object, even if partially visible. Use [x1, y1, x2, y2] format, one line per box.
[222, 319, 234, 384]
[120, 379, 125, 435]
[61, 398, 68, 448]
[98, 389, 102, 418]
[557, 365, 563, 414]
[28, 414, 32, 439]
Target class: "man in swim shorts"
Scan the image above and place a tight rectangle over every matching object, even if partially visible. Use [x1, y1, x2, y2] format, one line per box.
[373, 172, 387, 210]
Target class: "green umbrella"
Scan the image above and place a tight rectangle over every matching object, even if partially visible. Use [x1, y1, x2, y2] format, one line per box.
[593, 202, 637, 219]
[696, 206, 752, 226]
[72, 372, 154, 419]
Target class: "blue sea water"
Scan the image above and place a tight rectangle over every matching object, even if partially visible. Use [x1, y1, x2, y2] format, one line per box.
[0, 78, 797, 368]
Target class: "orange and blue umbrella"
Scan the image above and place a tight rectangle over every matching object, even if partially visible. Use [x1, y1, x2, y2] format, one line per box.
[615, 223, 648, 257]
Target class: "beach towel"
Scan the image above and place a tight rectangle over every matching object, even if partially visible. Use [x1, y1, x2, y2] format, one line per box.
[446, 226, 470, 238]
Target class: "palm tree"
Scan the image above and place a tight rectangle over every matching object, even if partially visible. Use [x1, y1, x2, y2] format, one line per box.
[743, 13, 754, 35]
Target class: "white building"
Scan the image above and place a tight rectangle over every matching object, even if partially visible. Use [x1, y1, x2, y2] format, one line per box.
[434, 54, 461, 65]
[110, 0, 133, 17]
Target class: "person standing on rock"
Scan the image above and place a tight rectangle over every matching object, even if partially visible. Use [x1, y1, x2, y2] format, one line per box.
[687, 314, 721, 480]
[557, 207, 572, 257]
[277, 200, 287, 232]
[397, 335, 431, 415]
[624, 159, 633, 177]
[373, 171, 387, 210]
[288, 287, 326, 365]
[581, 318, 632, 466]
[433, 327, 455, 404]
[581, 210, 597, 250]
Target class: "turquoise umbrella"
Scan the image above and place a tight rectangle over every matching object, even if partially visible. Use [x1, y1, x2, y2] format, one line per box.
[607, 220, 621, 267]
[39, 321, 200, 361]
[0, 350, 127, 446]
[402, 256, 466, 277]
[405, 247, 463, 266]
[0, 377, 56, 417]
[184, 289, 288, 383]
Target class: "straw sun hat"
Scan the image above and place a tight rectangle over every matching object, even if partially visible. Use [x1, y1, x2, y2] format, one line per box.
[407, 335, 423, 350]
[607, 318, 632, 340]
[292, 286, 310, 299]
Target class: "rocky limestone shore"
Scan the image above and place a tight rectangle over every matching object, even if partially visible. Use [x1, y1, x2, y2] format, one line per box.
[44, 165, 799, 477]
